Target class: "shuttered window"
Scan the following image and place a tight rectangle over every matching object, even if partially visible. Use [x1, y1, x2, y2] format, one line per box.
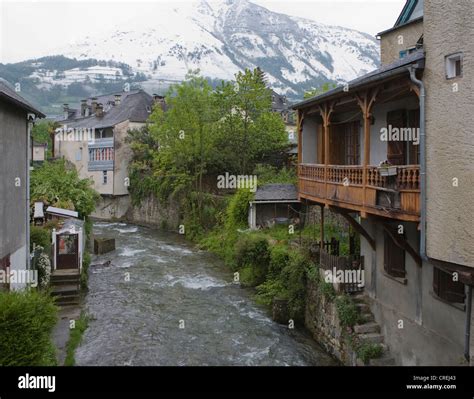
[384, 230, 406, 278]
[433, 267, 465, 304]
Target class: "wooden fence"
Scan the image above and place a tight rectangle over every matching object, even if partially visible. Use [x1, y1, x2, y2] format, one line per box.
[319, 250, 365, 294]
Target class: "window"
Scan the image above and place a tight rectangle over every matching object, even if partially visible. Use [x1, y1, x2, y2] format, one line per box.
[399, 47, 417, 59]
[445, 53, 463, 79]
[433, 267, 465, 304]
[102, 171, 108, 185]
[383, 230, 406, 278]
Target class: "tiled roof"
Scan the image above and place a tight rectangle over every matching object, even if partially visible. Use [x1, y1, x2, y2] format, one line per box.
[293, 50, 425, 110]
[254, 184, 298, 202]
[63, 90, 155, 129]
[0, 78, 45, 117]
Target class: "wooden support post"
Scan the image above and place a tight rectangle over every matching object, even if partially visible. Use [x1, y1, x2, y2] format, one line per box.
[297, 110, 304, 165]
[319, 101, 336, 199]
[332, 206, 376, 251]
[355, 88, 380, 218]
[320, 205, 324, 250]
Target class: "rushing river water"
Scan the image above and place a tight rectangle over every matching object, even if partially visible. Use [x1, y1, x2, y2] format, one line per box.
[75, 222, 336, 366]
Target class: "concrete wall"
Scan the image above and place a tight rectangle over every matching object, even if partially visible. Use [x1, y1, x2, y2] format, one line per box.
[424, 0, 474, 268]
[379, 20, 424, 65]
[361, 218, 470, 365]
[0, 99, 28, 281]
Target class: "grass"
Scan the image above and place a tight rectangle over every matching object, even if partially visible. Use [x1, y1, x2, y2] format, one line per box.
[64, 312, 89, 366]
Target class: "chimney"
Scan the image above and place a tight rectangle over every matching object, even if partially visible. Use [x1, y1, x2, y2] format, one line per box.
[95, 103, 104, 117]
[63, 103, 69, 120]
[153, 93, 165, 109]
[114, 94, 121, 106]
[81, 99, 87, 117]
[91, 97, 98, 114]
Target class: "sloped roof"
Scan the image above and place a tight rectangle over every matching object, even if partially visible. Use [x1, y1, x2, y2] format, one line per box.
[254, 184, 298, 202]
[293, 50, 425, 110]
[395, 0, 423, 27]
[63, 90, 154, 129]
[0, 78, 45, 117]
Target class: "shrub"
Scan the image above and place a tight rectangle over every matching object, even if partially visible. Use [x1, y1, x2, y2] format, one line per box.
[281, 251, 310, 320]
[269, 244, 290, 278]
[320, 280, 336, 301]
[30, 226, 51, 252]
[31, 245, 51, 289]
[225, 189, 254, 229]
[355, 341, 383, 364]
[234, 234, 270, 270]
[255, 278, 288, 306]
[0, 290, 58, 366]
[335, 295, 360, 328]
[81, 251, 91, 290]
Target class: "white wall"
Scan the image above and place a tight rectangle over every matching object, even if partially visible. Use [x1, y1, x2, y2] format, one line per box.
[302, 116, 317, 163]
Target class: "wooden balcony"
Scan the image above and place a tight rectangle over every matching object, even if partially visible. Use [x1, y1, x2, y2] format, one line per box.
[298, 164, 420, 221]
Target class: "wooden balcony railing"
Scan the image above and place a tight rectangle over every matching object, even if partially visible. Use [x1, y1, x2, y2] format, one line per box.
[298, 164, 421, 221]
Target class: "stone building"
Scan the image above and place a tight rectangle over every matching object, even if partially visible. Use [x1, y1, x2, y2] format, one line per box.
[294, 0, 474, 365]
[56, 90, 164, 219]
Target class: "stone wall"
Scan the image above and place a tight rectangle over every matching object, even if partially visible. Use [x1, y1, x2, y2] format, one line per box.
[125, 195, 181, 231]
[305, 278, 358, 366]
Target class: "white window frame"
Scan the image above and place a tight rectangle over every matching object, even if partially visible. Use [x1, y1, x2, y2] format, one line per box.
[445, 52, 463, 79]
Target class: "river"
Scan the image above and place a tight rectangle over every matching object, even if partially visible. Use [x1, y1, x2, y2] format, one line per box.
[75, 222, 336, 366]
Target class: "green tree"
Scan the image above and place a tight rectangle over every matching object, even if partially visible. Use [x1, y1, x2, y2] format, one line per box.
[214, 68, 287, 175]
[30, 159, 99, 217]
[31, 121, 60, 159]
[304, 82, 338, 99]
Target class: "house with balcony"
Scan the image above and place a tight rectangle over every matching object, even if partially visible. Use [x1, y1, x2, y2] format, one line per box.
[294, 0, 474, 365]
[56, 90, 164, 219]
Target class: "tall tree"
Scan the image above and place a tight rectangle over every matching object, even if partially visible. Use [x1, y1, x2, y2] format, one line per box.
[214, 68, 287, 175]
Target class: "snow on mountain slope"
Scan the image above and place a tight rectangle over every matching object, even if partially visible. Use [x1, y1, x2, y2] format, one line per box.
[56, 0, 380, 97]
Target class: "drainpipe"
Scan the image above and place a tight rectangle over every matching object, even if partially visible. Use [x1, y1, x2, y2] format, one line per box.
[408, 65, 427, 260]
[465, 286, 472, 362]
[26, 115, 34, 274]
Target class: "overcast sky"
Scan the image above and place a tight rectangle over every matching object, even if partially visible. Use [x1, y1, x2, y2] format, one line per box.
[0, 0, 405, 63]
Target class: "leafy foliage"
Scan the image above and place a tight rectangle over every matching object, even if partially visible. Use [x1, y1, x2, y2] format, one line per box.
[64, 312, 89, 366]
[0, 290, 58, 366]
[355, 342, 383, 364]
[335, 294, 360, 328]
[128, 69, 288, 236]
[304, 82, 338, 99]
[30, 159, 99, 217]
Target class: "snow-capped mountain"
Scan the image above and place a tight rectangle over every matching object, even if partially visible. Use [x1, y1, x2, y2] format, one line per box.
[58, 0, 379, 97]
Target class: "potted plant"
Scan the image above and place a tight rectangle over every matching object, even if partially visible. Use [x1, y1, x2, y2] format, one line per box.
[378, 160, 397, 177]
